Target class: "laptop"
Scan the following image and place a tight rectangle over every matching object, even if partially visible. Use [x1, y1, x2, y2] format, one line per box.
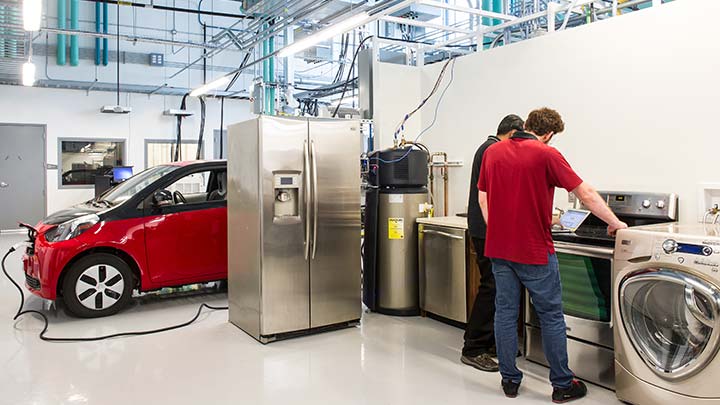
[553, 209, 592, 233]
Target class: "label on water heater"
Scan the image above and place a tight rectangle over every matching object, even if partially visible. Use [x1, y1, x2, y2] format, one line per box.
[389, 194, 404, 204]
[388, 218, 405, 240]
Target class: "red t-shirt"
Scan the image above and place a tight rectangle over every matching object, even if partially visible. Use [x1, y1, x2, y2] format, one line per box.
[478, 132, 583, 265]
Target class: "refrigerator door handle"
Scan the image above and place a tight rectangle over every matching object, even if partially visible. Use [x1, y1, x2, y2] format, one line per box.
[304, 140, 311, 260]
[311, 140, 319, 260]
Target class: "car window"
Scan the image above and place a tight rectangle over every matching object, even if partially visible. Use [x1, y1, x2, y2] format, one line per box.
[164, 170, 212, 206]
[101, 165, 179, 205]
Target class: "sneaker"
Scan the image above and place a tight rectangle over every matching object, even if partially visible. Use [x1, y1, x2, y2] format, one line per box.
[552, 380, 587, 403]
[460, 353, 499, 372]
[502, 380, 520, 398]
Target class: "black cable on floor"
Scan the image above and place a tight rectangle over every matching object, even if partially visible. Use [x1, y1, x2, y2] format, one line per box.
[2, 247, 228, 343]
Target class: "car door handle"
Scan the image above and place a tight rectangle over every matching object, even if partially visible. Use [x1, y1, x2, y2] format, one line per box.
[0, 181, 8, 188]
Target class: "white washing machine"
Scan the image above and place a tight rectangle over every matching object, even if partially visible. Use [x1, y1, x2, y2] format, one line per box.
[614, 224, 720, 404]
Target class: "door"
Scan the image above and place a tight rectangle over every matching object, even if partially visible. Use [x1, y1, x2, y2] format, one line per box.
[620, 269, 720, 380]
[143, 168, 227, 284]
[259, 116, 310, 335]
[0, 124, 46, 230]
[308, 119, 361, 327]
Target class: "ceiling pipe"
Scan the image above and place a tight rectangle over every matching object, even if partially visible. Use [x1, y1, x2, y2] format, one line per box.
[81, 0, 254, 20]
[5, 23, 222, 49]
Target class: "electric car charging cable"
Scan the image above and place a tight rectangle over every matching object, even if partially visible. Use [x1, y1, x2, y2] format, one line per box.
[2, 245, 228, 342]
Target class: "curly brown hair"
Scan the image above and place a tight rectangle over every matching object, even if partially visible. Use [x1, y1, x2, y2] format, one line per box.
[524, 108, 565, 136]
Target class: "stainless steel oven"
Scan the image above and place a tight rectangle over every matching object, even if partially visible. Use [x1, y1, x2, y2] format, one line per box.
[525, 191, 678, 390]
[525, 242, 615, 389]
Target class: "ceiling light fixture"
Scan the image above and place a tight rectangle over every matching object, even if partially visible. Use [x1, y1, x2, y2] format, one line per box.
[23, 0, 41, 31]
[277, 12, 372, 58]
[190, 75, 231, 97]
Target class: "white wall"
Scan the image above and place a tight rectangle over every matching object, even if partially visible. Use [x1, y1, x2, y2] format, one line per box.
[405, 0, 720, 223]
[371, 62, 422, 149]
[0, 84, 252, 214]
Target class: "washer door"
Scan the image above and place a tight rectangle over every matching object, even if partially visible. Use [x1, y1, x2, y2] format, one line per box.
[620, 269, 720, 380]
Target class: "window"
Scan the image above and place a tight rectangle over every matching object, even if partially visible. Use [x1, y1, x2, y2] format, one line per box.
[59, 139, 126, 187]
[158, 170, 226, 206]
[101, 165, 180, 206]
[145, 140, 203, 168]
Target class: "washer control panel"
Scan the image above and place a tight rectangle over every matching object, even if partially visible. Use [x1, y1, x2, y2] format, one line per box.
[658, 238, 720, 272]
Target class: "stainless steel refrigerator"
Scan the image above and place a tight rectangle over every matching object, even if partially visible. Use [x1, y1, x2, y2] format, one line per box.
[227, 115, 362, 343]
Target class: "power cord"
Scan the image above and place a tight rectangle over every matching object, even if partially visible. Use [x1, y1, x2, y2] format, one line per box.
[2, 246, 228, 342]
[374, 57, 458, 165]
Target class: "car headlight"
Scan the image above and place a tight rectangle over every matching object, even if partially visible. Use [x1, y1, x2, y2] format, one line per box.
[45, 214, 100, 242]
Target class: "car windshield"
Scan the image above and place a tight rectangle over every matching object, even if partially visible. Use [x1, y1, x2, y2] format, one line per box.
[100, 165, 180, 205]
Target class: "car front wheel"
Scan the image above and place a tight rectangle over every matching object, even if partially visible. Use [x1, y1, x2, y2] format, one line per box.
[62, 253, 134, 318]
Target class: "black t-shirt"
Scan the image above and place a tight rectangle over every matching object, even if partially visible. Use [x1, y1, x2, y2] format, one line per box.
[467, 136, 500, 239]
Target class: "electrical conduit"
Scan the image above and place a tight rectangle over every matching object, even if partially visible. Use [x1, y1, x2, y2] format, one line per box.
[70, 0, 79, 65]
[57, 0, 66, 65]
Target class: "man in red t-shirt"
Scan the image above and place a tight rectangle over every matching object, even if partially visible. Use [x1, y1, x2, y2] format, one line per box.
[477, 108, 627, 402]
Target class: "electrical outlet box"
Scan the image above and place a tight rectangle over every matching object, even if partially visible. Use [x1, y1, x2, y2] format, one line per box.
[149, 53, 164, 66]
[697, 183, 720, 222]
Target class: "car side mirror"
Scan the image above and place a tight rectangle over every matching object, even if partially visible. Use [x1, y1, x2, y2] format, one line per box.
[152, 190, 173, 208]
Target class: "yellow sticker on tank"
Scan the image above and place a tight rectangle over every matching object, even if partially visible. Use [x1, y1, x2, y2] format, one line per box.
[388, 218, 404, 240]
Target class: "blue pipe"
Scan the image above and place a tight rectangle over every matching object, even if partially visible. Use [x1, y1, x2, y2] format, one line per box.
[262, 35, 269, 114]
[492, 0, 502, 25]
[70, 0, 79, 66]
[94, 2, 101, 65]
[102, 2, 108, 66]
[57, 0, 66, 66]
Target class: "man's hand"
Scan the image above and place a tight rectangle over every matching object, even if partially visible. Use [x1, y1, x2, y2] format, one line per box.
[608, 221, 628, 236]
[573, 182, 629, 237]
[552, 214, 561, 226]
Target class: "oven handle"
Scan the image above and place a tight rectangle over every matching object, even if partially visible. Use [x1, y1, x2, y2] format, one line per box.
[553, 241, 614, 258]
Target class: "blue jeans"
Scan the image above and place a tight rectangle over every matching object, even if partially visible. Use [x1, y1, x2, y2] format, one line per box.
[491, 253, 573, 389]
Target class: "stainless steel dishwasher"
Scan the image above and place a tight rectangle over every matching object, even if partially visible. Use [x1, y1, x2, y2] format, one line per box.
[418, 223, 467, 323]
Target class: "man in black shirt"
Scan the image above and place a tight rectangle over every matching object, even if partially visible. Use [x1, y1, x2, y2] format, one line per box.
[462, 114, 525, 372]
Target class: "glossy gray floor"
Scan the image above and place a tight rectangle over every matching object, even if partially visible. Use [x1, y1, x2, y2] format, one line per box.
[0, 233, 620, 405]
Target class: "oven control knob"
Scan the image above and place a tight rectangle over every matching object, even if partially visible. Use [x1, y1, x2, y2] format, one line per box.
[642, 199, 652, 209]
[656, 200, 666, 209]
[662, 239, 678, 254]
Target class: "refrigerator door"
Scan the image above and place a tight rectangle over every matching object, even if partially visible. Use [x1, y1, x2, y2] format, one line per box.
[259, 116, 311, 335]
[308, 118, 362, 328]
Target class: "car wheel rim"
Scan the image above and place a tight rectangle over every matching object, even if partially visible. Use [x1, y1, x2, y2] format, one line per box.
[75, 264, 125, 311]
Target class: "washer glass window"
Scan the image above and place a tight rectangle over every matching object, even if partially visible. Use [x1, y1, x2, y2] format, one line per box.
[621, 269, 720, 379]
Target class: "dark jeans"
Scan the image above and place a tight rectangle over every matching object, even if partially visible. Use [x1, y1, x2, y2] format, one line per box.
[462, 237, 496, 357]
[492, 253, 574, 389]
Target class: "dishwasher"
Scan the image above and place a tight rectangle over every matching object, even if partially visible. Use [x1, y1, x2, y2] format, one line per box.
[418, 223, 467, 323]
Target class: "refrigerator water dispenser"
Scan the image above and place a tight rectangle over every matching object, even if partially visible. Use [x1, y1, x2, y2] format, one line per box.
[273, 172, 300, 221]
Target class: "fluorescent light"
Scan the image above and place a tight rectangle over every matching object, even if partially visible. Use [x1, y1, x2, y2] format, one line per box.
[190, 75, 231, 97]
[277, 12, 372, 58]
[23, 0, 41, 31]
[22, 61, 35, 86]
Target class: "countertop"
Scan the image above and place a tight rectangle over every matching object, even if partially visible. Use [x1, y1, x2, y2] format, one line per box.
[416, 216, 468, 230]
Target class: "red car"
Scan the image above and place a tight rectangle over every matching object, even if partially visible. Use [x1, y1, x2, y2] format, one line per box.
[22, 160, 227, 317]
